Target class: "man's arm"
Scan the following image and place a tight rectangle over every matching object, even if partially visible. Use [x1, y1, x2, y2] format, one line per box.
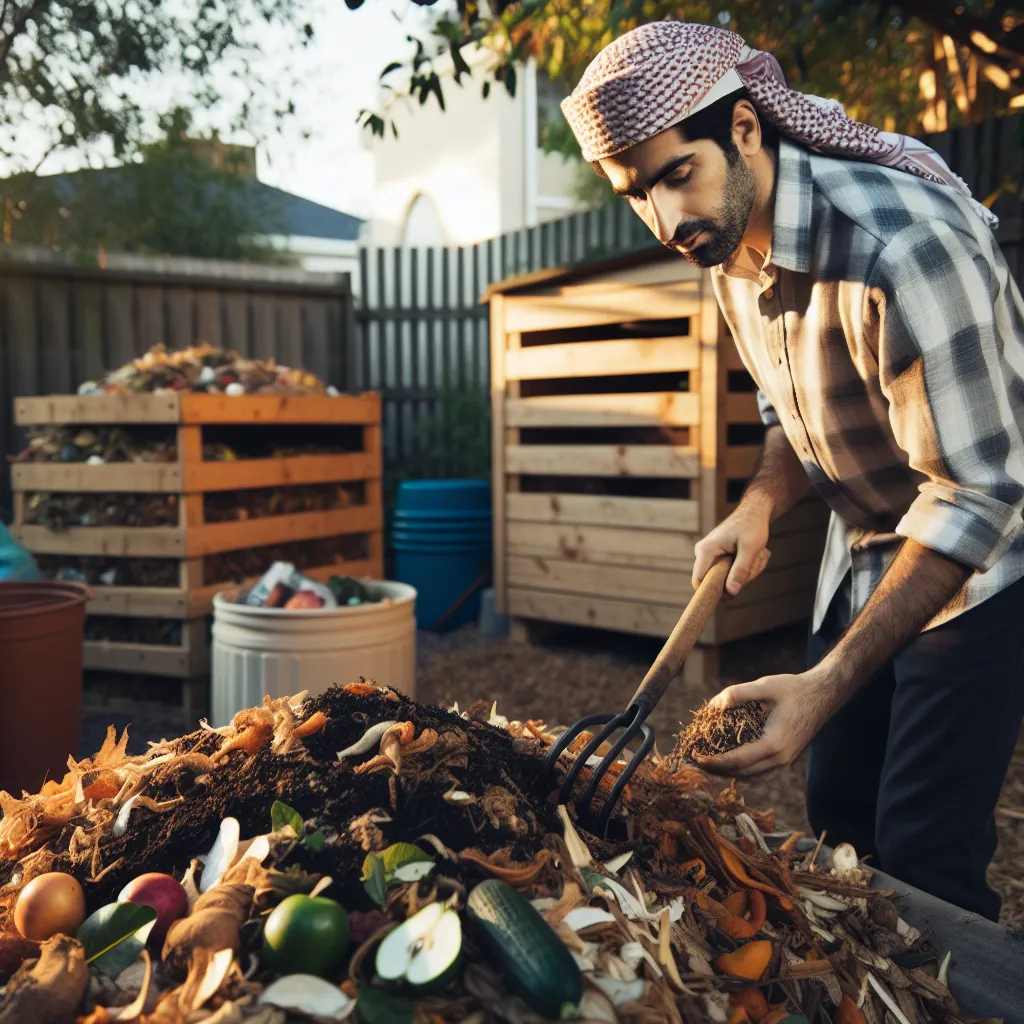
[699, 219, 1019, 776]
[746, 423, 812, 524]
[692, 424, 811, 594]
[698, 537, 971, 776]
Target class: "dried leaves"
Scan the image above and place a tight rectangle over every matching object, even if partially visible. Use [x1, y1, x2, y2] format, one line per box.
[668, 701, 769, 764]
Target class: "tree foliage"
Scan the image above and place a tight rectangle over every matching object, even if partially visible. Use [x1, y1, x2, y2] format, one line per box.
[0, 108, 288, 262]
[352, 0, 1023, 155]
[0, 0, 313, 172]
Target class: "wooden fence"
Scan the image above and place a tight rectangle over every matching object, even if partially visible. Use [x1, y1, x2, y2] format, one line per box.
[0, 249, 354, 516]
[354, 113, 1024, 486]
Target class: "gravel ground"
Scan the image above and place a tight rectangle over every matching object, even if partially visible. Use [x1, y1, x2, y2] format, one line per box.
[78, 618, 1024, 928]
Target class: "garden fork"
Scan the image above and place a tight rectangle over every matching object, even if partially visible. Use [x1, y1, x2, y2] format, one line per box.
[542, 557, 732, 836]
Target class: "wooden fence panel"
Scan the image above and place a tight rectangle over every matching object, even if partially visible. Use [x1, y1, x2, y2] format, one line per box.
[0, 256, 354, 517]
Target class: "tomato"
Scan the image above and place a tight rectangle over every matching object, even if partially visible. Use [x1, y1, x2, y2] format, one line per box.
[262, 894, 349, 979]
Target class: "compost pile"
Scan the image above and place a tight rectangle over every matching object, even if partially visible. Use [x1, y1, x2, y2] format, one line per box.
[76, 343, 332, 396]
[11, 426, 177, 465]
[0, 686, 976, 1024]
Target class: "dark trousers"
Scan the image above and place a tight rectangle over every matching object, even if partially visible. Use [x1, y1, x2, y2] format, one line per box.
[805, 573, 1024, 922]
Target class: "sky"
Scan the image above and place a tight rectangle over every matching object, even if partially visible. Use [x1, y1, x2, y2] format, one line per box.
[254, 0, 444, 219]
[1, 0, 443, 221]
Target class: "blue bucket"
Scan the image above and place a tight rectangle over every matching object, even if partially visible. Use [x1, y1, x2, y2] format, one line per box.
[393, 480, 492, 630]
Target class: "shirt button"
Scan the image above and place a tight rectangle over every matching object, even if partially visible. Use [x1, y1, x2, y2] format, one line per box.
[764, 286, 775, 300]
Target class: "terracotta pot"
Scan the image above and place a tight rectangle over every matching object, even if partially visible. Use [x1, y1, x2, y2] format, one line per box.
[0, 581, 89, 794]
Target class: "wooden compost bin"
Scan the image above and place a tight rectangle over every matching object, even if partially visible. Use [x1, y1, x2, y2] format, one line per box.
[488, 248, 828, 683]
[10, 392, 383, 720]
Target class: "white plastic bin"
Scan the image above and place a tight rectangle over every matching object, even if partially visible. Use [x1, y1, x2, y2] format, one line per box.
[211, 581, 417, 726]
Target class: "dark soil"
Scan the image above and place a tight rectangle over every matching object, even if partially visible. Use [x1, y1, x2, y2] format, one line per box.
[46, 689, 619, 919]
[668, 700, 769, 763]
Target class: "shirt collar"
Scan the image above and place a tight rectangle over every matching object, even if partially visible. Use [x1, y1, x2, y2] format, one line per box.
[769, 138, 814, 274]
[719, 138, 813, 282]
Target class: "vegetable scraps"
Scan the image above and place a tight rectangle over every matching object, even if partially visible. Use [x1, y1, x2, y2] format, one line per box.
[0, 684, 970, 1024]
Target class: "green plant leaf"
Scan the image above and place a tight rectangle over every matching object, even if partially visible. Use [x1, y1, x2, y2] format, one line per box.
[355, 985, 415, 1024]
[77, 902, 158, 977]
[304, 830, 326, 853]
[581, 868, 612, 894]
[363, 855, 387, 907]
[271, 799, 304, 836]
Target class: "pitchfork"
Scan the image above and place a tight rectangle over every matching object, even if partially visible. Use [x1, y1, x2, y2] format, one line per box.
[542, 557, 732, 836]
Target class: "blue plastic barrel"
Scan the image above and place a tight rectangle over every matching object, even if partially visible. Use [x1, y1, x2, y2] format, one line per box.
[392, 480, 492, 630]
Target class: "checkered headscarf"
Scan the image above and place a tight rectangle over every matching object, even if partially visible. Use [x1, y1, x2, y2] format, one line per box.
[561, 21, 998, 228]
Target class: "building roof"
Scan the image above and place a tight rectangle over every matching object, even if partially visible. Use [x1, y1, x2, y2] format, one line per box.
[34, 167, 363, 242]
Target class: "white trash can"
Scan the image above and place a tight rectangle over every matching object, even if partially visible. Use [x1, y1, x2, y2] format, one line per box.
[211, 581, 417, 727]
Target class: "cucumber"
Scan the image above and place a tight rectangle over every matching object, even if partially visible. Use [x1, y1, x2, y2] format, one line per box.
[466, 879, 582, 1019]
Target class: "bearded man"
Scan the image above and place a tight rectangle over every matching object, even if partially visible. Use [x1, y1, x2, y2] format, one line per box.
[561, 21, 1024, 921]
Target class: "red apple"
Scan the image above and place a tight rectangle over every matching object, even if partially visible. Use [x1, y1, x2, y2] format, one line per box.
[284, 590, 325, 610]
[118, 873, 189, 943]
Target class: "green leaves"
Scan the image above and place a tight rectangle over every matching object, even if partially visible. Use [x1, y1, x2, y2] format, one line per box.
[77, 902, 158, 978]
[364, 856, 388, 908]
[361, 844, 435, 907]
[271, 800, 304, 836]
[271, 801, 327, 854]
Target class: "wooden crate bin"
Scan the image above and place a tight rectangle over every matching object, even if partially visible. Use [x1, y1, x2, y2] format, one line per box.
[9, 392, 385, 704]
[488, 249, 828, 682]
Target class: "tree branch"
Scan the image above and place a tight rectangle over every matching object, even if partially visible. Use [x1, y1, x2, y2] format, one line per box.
[885, 0, 1024, 80]
[0, 0, 53, 84]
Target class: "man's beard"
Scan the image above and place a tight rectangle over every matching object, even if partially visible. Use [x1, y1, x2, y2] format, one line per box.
[669, 157, 757, 269]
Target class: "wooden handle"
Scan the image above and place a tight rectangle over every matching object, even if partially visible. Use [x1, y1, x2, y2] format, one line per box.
[628, 557, 732, 714]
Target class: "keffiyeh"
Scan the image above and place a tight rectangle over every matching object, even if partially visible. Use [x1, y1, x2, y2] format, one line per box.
[561, 21, 998, 228]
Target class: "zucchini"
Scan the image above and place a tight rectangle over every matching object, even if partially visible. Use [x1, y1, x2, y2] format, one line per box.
[466, 879, 582, 1019]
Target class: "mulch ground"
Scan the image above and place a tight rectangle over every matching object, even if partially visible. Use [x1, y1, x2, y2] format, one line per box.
[415, 621, 1024, 930]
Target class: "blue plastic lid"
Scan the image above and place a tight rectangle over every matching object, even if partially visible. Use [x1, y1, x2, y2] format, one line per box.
[396, 479, 491, 512]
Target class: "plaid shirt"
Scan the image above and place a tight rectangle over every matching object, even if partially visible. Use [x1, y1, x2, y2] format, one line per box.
[712, 138, 1024, 634]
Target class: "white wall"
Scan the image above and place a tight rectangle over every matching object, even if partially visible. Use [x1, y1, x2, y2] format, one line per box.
[367, 54, 584, 247]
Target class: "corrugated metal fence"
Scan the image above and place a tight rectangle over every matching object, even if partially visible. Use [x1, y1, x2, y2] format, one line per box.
[0, 249, 354, 516]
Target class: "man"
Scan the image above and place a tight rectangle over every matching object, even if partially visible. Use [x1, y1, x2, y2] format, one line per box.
[561, 20, 1024, 921]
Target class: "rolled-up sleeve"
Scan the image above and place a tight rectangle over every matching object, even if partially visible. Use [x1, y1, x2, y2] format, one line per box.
[870, 222, 1024, 572]
[756, 388, 780, 428]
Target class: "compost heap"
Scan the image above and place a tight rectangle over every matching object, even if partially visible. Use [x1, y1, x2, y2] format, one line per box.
[0, 685, 975, 1024]
[76, 343, 331, 396]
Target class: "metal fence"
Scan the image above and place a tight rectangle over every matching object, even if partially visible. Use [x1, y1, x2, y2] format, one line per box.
[0, 248, 354, 515]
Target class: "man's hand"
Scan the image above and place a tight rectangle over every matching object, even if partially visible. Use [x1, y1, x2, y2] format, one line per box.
[692, 494, 772, 596]
[694, 668, 837, 776]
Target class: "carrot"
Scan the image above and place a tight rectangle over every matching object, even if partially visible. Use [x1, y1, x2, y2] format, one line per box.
[723, 891, 749, 916]
[344, 681, 379, 695]
[293, 711, 328, 739]
[730, 985, 769, 1019]
[777, 831, 806, 864]
[458, 848, 555, 886]
[715, 834, 796, 911]
[835, 995, 867, 1024]
[719, 890, 767, 939]
[714, 940, 774, 981]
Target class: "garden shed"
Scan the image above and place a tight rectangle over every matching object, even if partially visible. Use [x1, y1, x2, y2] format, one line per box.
[487, 245, 829, 682]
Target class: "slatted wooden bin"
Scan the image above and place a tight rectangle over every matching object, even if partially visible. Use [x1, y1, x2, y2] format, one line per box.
[11, 392, 383, 718]
[488, 248, 828, 683]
